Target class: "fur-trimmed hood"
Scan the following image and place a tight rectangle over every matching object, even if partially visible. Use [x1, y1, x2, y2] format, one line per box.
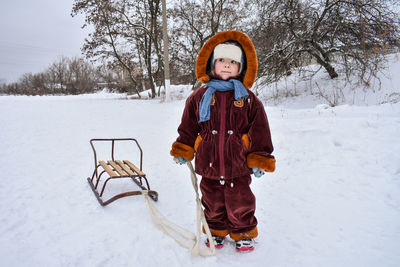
[195, 30, 258, 89]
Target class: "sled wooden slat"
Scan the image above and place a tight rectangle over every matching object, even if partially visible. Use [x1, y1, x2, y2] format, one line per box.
[99, 160, 118, 178]
[88, 138, 158, 206]
[108, 160, 128, 176]
[115, 160, 135, 176]
[124, 160, 145, 176]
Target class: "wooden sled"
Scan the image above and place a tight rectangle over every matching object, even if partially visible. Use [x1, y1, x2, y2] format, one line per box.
[87, 138, 158, 206]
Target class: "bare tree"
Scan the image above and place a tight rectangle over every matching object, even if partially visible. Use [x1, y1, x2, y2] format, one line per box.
[1, 56, 99, 95]
[48, 56, 69, 93]
[18, 73, 49, 95]
[129, 0, 163, 97]
[72, 0, 164, 98]
[248, 1, 300, 83]
[251, 0, 400, 84]
[72, 0, 142, 97]
[65, 57, 97, 94]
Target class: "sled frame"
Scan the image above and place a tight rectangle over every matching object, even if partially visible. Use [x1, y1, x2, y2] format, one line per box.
[87, 138, 158, 206]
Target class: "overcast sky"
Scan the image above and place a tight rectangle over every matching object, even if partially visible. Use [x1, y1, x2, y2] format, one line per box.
[0, 0, 90, 83]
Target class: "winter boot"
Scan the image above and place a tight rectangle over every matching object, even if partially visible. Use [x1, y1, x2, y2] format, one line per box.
[205, 235, 225, 249]
[235, 239, 254, 252]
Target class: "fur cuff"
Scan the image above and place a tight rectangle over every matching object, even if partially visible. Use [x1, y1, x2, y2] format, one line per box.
[230, 227, 258, 241]
[170, 142, 195, 161]
[247, 153, 276, 172]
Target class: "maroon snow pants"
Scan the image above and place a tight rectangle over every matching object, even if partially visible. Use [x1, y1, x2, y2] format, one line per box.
[200, 174, 258, 240]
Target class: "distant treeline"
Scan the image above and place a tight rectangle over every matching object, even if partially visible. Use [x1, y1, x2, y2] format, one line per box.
[1, 57, 115, 96]
[2, 0, 400, 96]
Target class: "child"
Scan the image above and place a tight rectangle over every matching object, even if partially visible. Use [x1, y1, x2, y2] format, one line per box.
[170, 30, 275, 252]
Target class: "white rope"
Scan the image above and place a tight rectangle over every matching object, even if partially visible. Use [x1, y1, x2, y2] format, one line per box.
[142, 161, 215, 256]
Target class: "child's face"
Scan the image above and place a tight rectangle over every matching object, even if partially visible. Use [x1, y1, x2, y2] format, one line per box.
[214, 58, 240, 80]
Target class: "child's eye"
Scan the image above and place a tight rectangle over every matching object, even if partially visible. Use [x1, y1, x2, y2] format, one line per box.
[231, 60, 237, 64]
[218, 58, 224, 62]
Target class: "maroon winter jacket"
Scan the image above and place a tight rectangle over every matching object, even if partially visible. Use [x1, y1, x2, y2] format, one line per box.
[171, 30, 275, 181]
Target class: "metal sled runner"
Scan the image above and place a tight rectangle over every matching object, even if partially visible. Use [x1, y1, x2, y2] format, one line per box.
[87, 138, 158, 206]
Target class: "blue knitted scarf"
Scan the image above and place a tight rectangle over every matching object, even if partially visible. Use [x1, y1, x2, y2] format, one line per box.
[199, 79, 248, 122]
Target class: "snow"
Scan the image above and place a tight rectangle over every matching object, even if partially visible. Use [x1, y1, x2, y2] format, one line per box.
[255, 53, 400, 108]
[1, 60, 400, 266]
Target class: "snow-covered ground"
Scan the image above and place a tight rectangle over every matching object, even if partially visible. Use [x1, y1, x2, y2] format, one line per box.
[255, 53, 400, 108]
[1, 56, 400, 266]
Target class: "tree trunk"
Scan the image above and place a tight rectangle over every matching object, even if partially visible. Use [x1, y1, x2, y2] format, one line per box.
[311, 51, 339, 79]
[162, 0, 170, 101]
[323, 63, 339, 79]
[147, 43, 156, 98]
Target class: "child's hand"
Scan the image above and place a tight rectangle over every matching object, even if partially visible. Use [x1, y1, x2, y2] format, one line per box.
[252, 168, 265, 178]
[173, 157, 187, 165]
